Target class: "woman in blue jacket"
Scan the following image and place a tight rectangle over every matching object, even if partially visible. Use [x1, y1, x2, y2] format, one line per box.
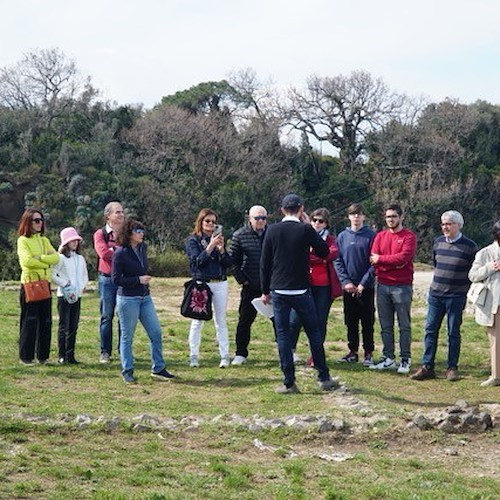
[112, 219, 175, 384]
[186, 208, 232, 368]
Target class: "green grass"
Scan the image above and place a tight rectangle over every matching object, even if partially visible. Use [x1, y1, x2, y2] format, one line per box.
[0, 278, 498, 498]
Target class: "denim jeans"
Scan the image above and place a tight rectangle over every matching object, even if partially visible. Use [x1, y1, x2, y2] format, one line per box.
[189, 280, 229, 358]
[290, 285, 333, 347]
[421, 293, 466, 370]
[117, 294, 166, 375]
[272, 290, 330, 387]
[98, 275, 120, 355]
[376, 283, 413, 360]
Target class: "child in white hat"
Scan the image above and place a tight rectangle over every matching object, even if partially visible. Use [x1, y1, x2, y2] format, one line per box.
[52, 227, 89, 364]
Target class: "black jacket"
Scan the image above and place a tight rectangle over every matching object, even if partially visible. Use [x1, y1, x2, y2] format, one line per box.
[229, 224, 266, 288]
[260, 220, 328, 294]
[112, 243, 150, 296]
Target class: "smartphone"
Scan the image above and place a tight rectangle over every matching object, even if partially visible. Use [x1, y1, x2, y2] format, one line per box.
[213, 224, 223, 236]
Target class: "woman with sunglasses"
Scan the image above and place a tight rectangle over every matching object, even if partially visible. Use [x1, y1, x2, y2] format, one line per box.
[112, 219, 176, 383]
[290, 208, 342, 365]
[186, 208, 232, 368]
[16, 208, 60, 365]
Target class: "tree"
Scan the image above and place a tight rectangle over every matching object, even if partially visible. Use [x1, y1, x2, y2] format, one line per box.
[282, 70, 406, 172]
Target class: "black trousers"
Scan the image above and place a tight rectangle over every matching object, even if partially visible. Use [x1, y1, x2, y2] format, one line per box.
[19, 286, 52, 362]
[235, 285, 262, 358]
[343, 287, 375, 354]
[57, 297, 81, 361]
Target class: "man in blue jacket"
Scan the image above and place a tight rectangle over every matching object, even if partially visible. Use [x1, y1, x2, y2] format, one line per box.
[335, 203, 376, 366]
[260, 194, 339, 394]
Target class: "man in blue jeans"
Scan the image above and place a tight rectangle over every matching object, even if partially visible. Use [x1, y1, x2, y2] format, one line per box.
[93, 202, 125, 363]
[260, 194, 339, 394]
[411, 210, 477, 382]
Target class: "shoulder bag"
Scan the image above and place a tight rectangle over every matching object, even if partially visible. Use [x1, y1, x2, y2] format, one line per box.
[24, 273, 51, 303]
[181, 279, 213, 320]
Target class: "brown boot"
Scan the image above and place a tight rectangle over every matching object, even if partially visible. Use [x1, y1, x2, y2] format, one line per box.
[410, 366, 436, 381]
[446, 368, 459, 382]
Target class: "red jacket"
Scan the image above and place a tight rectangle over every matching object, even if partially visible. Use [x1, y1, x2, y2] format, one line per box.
[310, 233, 342, 299]
[371, 228, 417, 285]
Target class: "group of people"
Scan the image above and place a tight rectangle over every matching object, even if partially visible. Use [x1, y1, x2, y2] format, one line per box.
[16, 196, 500, 390]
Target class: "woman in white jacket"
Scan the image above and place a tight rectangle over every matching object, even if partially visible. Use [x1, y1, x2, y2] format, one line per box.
[468, 221, 500, 387]
[52, 227, 89, 364]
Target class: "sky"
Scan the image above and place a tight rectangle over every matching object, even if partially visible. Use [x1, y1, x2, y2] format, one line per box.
[1, 0, 499, 109]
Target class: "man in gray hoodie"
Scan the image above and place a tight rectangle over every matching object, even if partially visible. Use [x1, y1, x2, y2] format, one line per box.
[335, 203, 376, 366]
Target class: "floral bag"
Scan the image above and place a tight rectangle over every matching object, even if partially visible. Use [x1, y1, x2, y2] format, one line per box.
[180, 279, 213, 320]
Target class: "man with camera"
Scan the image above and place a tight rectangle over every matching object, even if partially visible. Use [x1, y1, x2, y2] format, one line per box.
[230, 205, 270, 365]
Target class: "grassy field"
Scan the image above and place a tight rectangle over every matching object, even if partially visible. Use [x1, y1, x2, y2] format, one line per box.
[0, 278, 498, 499]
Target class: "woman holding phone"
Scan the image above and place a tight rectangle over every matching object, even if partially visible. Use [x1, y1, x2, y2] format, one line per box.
[186, 208, 232, 368]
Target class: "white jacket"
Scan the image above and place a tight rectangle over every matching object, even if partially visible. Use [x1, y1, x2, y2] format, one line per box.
[52, 252, 89, 298]
[468, 242, 500, 326]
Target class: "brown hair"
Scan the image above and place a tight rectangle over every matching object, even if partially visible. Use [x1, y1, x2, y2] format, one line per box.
[192, 208, 218, 236]
[348, 203, 365, 215]
[17, 208, 45, 237]
[117, 219, 145, 247]
[60, 241, 83, 258]
[311, 208, 330, 228]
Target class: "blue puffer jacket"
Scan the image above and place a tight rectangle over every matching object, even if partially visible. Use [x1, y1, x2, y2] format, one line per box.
[186, 234, 232, 281]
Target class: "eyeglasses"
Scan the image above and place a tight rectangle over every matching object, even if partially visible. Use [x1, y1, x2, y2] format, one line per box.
[133, 228, 145, 234]
[253, 216, 267, 221]
[312, 218, 325, 224]
[32, 218, 44, 223]
[385, 215, 399, 219]
[203, 219, 217, 224]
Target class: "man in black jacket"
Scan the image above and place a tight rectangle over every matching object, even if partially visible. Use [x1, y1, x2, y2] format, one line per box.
[230, 205, 270, 365]
[260, 194, 339, 394]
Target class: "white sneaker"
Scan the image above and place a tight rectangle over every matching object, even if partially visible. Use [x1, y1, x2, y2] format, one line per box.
[219, 357, 230, 368]
[369, 357, 396, 370]
[292, 352, 302, 364]
[480, 376, 500, 387]
[231, 355, 247, 366]
[189, 355, 199, 368]
[397, 358, 412, 374]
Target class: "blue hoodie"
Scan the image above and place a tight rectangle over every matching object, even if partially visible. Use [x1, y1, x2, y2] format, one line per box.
[334, 225, 376, 288]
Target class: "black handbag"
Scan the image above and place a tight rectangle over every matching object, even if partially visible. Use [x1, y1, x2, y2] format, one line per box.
[180, 279, 213, 320]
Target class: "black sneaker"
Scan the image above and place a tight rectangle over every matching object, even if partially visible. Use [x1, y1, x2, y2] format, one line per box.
[338, 351, 359, 363]
[151, 369, 176, 381]
[122, 371, 136, 384]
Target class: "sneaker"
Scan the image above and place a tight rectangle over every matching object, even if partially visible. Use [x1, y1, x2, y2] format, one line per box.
[363, 353, 374, 367]
[67, 358, 80, 365]
[100, 352, 110, 364]
[189, 355, 199, 368]
[219, 357, 230, 368]
[318, 378, 340, 391]
[58, 357, 66, 365]
[231, 355, 247, 366]
[20, 359, 35, 366]
[446, 368, 459, 382]
[339, 351, 359, 363]
[292, 352, 302, 365]
[397, 358, 412, 374]
[306, 356, 315, 367]
[480, 376, 500, 387]
[122, 371, 136, 384]
[275, 383, 300, 394]
[151, 368, 176, 381]
[410, 366, 436, 380]
[369, 357, 396, 370]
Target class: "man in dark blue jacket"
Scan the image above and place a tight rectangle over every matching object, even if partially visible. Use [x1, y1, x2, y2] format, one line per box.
[260, 194, 339, 394]
[335, 203, 376, 366]
[230, 205, 270, 365]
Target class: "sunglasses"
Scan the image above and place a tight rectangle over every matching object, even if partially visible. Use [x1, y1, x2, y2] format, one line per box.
[253, 216, 267, 221]
[32, 218, 44, 223]
[133, 228, 145, 234]
[312, 218, 325, 224]
[204, 219, 217, 224]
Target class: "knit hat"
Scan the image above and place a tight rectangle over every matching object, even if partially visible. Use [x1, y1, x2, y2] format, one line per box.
[59, 227, 82, 251]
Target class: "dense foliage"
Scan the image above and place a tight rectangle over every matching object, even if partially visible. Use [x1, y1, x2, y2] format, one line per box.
[1, 50, 499, 278]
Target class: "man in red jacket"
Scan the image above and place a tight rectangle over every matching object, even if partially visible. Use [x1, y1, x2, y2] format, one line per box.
[369, 204, 417, 374]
